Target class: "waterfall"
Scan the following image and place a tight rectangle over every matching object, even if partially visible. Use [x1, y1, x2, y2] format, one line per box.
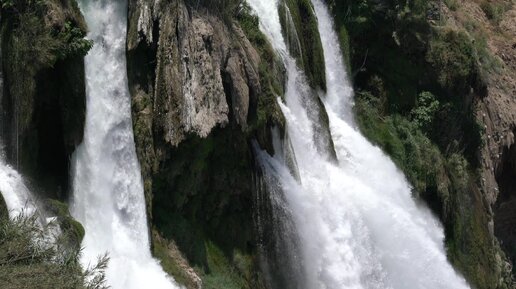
[70, 1, 180, 288]
[247, 0, 471, 288]
[0, 159, 37, 218]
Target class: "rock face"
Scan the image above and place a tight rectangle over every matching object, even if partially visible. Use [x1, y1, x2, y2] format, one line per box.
[475, 3, 516, 280]
[127, 0, 270, 217]
[127, 0, 284, 287]
[128, 0, 262, 147]
[0, 0, 88, 199]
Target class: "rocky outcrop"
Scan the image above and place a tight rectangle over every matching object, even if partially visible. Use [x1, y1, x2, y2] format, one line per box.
[127, 0, 284, 287]
[474, 2, 516, 281]
[0, 0, 89, 199]
[128, 0, 262, 147]
[278, 0, 336, 161]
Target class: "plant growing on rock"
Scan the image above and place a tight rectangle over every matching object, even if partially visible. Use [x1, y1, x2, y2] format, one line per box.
[0, 211, 109, 289]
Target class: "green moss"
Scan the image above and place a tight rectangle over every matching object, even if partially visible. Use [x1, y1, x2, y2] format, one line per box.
[444, 0, 459, 11]
[200, 242, 247, 289]
[237, 4, 286, 151]
[45, 199, 85, 245]
[198, 242, 265, 289]
[152, 234, 200, 289]
[338, 26, 351, 75]
[152, 128, 256, 267]
[444, 154, 500, 289]
[1, 0, 89, 199]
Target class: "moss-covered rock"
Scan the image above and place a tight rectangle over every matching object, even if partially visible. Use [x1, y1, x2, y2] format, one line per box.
[0, 0, 90, 200]
[44, 199, 85, 248]
[279, 0, 326, 91]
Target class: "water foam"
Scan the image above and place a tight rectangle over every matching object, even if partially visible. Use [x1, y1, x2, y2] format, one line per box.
[71, 1, 180, 288]
[248, 0, 471, 287]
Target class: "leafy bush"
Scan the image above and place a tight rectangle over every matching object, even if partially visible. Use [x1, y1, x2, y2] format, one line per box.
[354, 91, 447, 196]
[56, 21, 93, 60]
[426, 29, 476, 94]
[411, 91, 440, 132]
[2, 0, 92, 72]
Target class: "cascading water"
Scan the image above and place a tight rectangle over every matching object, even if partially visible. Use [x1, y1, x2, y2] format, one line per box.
[248, 0, 472, 288]
[70, 1, 180, 288]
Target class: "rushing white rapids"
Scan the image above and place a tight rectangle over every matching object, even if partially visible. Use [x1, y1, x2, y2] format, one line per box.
[0, 158, 37, 219]
[70, 1, 180, 288]
[248, 0, 472, 288]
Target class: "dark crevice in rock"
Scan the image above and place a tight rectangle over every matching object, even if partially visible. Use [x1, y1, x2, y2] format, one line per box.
[494, 128, 516, 273]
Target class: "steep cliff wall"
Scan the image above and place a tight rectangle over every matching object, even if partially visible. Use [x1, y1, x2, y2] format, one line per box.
[1, 0, 91, 199]
[127, 1, 286, 287]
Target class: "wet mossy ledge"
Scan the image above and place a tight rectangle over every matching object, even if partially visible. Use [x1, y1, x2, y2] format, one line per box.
[279, 0, 326, 91]
[0, 0, 92, 200]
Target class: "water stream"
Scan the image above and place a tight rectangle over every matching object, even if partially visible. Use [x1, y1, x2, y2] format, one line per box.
[247, 0, 471, 288]
[70, 1, 180, 288]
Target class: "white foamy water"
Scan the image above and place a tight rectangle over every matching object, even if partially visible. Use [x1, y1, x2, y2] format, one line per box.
[0, 158, 37, 218]
[70, 1, 180, 288]
[247, 0, 471, 288]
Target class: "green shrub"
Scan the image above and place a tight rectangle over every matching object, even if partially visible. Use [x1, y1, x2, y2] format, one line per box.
[411, 91, 440, 132]
[480, 1, 508, 25]
[444, 0, 459, 11]
[0, 213, 108, 289]
[426, 29, 476, 94]
[56, 21, 93, 60]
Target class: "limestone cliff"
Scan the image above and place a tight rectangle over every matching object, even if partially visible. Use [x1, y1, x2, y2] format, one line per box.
[127, 0, 285, 287]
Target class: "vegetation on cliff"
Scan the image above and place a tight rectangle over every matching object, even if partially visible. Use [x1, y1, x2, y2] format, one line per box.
[1, 0, 92, 199]
[279, 0, 326, 90]
[327, 0, 514, 287]
[0, 200, 107, 289]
